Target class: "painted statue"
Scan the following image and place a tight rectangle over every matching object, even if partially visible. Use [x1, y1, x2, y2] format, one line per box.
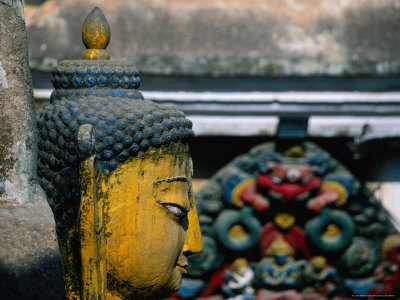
[301, 256, 338, 299]
[255, 237, 302, 300]
[174, 142, 398, 299]
[256, 237, 301, 288]
[222, 258, 255, 300]
[37, 8, 202, 299]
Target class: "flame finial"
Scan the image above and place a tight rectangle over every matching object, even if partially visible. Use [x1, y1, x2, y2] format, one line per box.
[82, 7, 111, 60]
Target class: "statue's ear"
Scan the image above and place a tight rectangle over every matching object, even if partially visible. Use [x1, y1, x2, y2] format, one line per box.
[79, 152, 106, 298]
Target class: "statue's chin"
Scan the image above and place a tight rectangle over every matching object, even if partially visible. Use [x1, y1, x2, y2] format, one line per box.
[107, 268, 183, 300]
[149, 268, 183, 299]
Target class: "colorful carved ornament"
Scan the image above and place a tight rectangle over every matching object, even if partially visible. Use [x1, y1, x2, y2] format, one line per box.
[172, 142, 398, 299]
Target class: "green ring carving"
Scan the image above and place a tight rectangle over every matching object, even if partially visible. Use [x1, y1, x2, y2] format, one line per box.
[305, 208, 355, 252]
[214, 207, 261, 251]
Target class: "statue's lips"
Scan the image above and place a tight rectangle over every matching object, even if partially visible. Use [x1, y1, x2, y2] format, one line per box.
[176, 255, 188, 274]
[176, 264, 187, 274]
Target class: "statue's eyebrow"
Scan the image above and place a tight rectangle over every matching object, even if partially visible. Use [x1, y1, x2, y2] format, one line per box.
[153, 177, 188, 185]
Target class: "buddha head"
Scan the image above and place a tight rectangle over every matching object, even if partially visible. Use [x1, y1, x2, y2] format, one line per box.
[37, 7, 202, 299]
[104, 141, 202, 298]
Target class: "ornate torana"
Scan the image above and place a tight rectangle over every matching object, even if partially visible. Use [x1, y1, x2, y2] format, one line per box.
[37, 7, 202, 299]
[172, 142, 400, 300]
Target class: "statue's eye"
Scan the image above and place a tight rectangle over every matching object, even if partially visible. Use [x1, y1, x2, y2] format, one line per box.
[158, 201, 188, 222]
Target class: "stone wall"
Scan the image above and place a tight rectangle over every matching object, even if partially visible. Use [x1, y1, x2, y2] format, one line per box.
[26, 0, 400, 76]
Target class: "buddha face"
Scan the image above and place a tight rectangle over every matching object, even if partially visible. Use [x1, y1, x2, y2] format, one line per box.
[104, 144, 202, 299]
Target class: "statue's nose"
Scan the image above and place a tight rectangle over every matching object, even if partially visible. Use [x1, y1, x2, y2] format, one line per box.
[183, 195, 203, 255]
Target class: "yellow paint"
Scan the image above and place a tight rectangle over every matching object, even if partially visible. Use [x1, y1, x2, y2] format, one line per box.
[82, 10, 110, 49]
[79, 156, 107, 299]
[321, 181, 348, 206]
[102, 143, 202, 299]
[60, 227, 81, 300]
[231, 178, 254, 208]
[79, 157, 96, 299]
[274, 213, 295, 230]
[268, 236, 292, 256]
[183, 169, 203, 254]
[285, 146, 304, 157]
[228, 224, 247, 239]
[310, 256, 327, 269]
[322, 224, 341, 240]
[231, 258, 249, 270]
[81, 7, 110, 60]
[82, 49, 110, 60]
[59, 143, 202, 299]
[381, 234, 400, 260]
[58, 156, 106, 300]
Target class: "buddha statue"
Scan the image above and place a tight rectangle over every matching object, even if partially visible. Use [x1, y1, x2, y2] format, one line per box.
[37, 7, 202, 299]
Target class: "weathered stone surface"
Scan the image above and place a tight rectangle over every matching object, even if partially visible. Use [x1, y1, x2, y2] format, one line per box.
[0, 1, 42, 204]
[27, 0, 400, 76]
[1, 0, 23, 18]
[0, 198, 64, 299]
[0, 2, 64, 299]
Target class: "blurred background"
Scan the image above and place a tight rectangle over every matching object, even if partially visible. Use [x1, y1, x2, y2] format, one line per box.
[24, 0, 400, 219]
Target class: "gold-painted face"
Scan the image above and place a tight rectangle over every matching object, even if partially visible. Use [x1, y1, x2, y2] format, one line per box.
[104, 145, 202, 299]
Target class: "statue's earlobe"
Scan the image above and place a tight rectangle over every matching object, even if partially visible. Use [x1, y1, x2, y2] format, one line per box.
[79, 154, 107, 299]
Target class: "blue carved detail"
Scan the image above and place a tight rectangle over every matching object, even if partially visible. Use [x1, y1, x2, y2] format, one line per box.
[84, 75, 96, 88]
[110, 76, 120, 88]
[116, 90, 124, 97]
[97, 75, 108, 87]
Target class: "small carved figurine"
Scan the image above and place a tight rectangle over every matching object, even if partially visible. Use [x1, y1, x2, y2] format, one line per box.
[222, 258, 255, 300]
[302, 256, 337, 299]
[256, 237, 300, 288]
[259, 213, 311, 260]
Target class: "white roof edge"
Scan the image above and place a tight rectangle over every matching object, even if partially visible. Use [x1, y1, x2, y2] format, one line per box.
[34, 89, 400, 103]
